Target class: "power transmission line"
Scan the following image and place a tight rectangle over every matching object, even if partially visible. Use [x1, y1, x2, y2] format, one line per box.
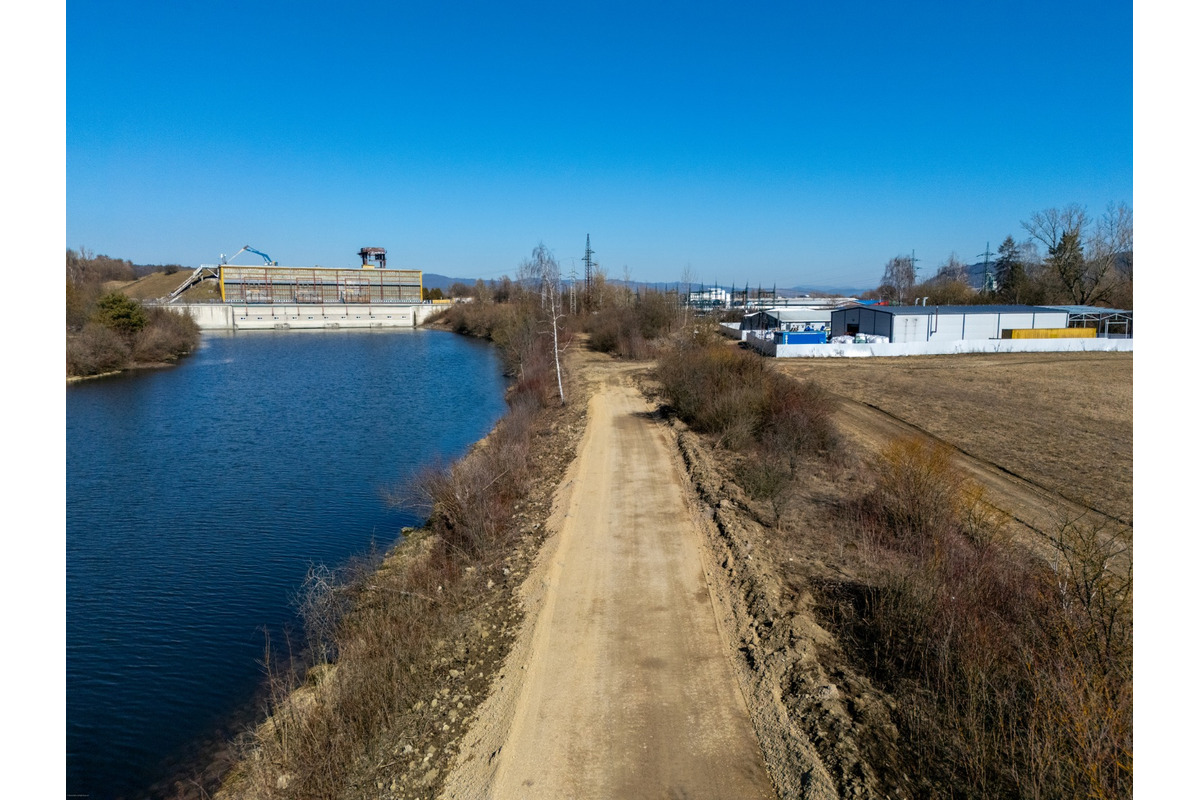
[977, 242, 996, 293]
[583, 234, 594, 309]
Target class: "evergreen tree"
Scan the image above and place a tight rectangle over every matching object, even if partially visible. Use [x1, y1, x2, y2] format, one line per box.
[92, 291, 147, 336]
[994, 236, 1027, 303]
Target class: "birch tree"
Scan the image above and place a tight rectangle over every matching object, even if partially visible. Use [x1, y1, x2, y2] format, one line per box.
[879, 254, 916, 304]
[522, 243, 567, 405]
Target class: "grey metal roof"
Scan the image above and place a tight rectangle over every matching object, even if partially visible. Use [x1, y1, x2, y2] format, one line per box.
[1042, 305, 1133, 316]
[838, 304, 1070, 316]
[765, 308, 834, 321]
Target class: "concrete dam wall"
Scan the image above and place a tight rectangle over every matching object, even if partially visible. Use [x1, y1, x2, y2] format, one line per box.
[166, 302, 445, 331]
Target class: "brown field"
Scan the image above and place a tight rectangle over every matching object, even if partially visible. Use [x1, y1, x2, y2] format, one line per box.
[772, 352, 1133, 525]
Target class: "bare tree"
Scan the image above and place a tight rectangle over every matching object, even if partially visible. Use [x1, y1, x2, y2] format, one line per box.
[1022, 204, 1089, 254]
[522, 243, 566, 405]
[1022, 203, 1132, 305]
[880, 254, 916, 303]
[1089, 202, 1133, 283]
[935, 252, 968, 284]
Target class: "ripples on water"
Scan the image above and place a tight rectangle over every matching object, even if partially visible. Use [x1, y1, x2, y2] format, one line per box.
[66, 329, 507, 798]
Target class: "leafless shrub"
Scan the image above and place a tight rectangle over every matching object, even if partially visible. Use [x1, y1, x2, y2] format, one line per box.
[67, 322, 131, 376]
[757, 377, 839, 462]
[418, 458, 512, 559]
[656, 342, 839, 462]
[735, 458, 793, 523]
[656, 343, 766, 442]
[295, 563, 361, 666]
[867, 437, 963, 547]
[821, 436, 1132, 799]
[131, 306, 200, 362]
[585, 294, 677, 359]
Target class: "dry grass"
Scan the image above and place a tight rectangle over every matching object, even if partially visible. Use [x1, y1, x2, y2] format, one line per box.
[654, 346, 1134, 799]
[822, 436, 1132, 799]
[774, 353, 1133, 523]
[117, 270, 194, 300]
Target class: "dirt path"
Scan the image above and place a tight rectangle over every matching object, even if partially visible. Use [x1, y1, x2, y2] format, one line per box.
[441, 369, 777, 800]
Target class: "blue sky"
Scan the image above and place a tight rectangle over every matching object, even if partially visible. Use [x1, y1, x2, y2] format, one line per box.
[66, 0, 1132, 290]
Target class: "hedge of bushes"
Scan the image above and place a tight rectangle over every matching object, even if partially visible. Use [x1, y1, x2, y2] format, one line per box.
[66, 291, 200, 377]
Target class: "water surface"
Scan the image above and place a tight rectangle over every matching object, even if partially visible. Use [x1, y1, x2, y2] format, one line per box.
[67, 328, 507, 798]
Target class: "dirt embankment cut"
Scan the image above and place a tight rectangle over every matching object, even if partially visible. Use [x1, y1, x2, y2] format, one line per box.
[660, 407, 911, 800]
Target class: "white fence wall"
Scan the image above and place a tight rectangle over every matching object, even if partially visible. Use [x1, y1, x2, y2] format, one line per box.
[746, 336, 1133, 358]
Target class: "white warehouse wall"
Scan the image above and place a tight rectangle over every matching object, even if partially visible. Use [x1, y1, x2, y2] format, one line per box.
[833, 307, 1071, 343]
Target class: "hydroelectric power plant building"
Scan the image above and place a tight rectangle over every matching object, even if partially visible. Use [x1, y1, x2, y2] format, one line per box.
[167, 246, 439, 331]
[218, 264, 423, 304]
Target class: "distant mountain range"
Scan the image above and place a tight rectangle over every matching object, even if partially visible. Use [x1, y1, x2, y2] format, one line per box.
[421, 273, 480, 292]
[785, 284, 873, 297]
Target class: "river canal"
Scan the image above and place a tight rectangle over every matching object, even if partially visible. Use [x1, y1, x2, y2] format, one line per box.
[66, 328, 507, 798]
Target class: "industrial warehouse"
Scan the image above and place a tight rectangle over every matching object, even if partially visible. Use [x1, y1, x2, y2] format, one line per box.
[723, 302, 1133, 358]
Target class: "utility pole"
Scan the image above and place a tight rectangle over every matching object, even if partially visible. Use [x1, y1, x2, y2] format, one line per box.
[568, 258, 578, 316]
[977, 242, 996, 293]
[909, 250, 920, 305]
[583, 234, 595, 310]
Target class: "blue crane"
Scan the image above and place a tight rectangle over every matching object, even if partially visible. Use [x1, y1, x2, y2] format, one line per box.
[220, 245, 278, 266]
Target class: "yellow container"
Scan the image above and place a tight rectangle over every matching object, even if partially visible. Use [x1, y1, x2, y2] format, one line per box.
[1004, 327, 1096, 339]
